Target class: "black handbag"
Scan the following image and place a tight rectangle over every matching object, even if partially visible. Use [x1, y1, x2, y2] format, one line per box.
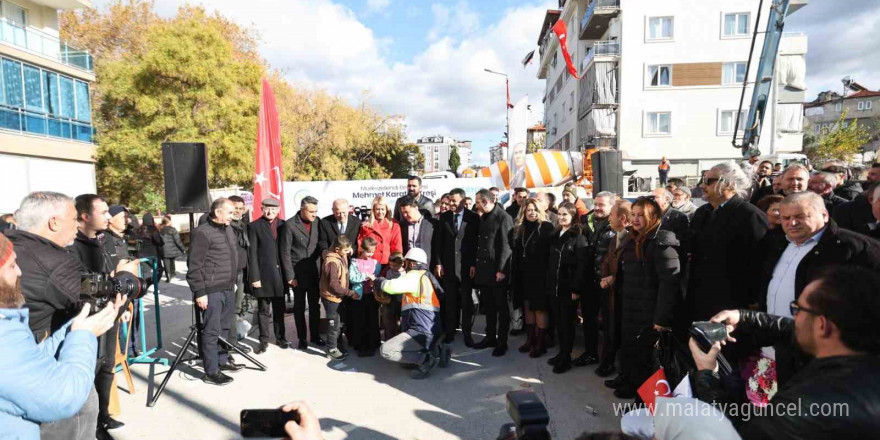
[653, 331, 696, 390]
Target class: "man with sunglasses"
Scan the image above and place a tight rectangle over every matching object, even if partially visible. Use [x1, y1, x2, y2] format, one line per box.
[689, 266, 880, 440]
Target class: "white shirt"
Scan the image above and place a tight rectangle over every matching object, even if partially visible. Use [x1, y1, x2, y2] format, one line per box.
[765, 228, 826, 318]
[408, 216, 423, 249]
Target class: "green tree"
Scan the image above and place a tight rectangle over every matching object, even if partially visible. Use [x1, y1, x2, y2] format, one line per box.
[448, 145, 461, 174]
[527, 134, 545, 154]
[806, 111, 871, 164]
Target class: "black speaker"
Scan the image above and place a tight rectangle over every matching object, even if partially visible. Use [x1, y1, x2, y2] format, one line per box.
[162, 142, 210, 214]
[591, 150, 623, 195]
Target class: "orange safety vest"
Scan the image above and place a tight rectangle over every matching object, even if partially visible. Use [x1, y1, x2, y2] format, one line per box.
[401, 272, 441, 313]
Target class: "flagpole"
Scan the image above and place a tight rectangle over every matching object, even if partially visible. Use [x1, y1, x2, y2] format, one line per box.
[483, 68, 510, 152]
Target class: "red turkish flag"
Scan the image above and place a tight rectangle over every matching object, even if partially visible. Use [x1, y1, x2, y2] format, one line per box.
[551, 19, 580, 79]
[252, 78, 285, 220]
[506, 78, 513, 109]
[638, 368, 671, 413]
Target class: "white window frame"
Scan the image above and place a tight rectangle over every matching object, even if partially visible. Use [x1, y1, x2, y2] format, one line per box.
[835, 103, 842, 112]
[717, 109, 747, 136]
[867, 101, 873, 110]
[647, 64, 672, 87]
[722, 62, 747, 85]
[644, 111, 672, 137]
[721, 12, 750, 38]
[858, 101, 864, 111]
[646, 16, 674, 42]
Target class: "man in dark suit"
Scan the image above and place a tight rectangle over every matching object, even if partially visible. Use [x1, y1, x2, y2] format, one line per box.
[399, 196, 436, 266]
[473, 189, 514, 357]
[433, 188, 479, 346]
[506, 187, 529, 219]
[319, 199, 362, 346]
[393, 176, 435, 222]
[248, 198, 288, 353]
[280, 196, 325, 349]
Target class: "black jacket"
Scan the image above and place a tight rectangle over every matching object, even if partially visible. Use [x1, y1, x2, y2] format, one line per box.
[694, 311, 880, 440]
[510, 220, 554, 303]
[160, 226, 186, 259]
[834, 180, 863, 201]
[434, 209, 479, 280]
[749, 184, 777, 206]
[186, 219, 239, 298]
[505, 202, 521, 219]
[248, 217, 286, 298]
[474, 204, 513, 287]
[136, 213, 164, 258]
[103, 229, 132, 267]
[400, 215, 437, 267]
[617, 228, 680, 342]
[393, 194, 435, 223]
[229, 219, 249, 271]
[687, 196, 768, 321]
[7, 230, 83, 342]
[545, 227, 590, 297]
[70, 230, 114, 274]
[821, 192, 848, 216]
[659, 206, 690, 242]
[831, 193, 875, 237]
[280, 214, 323, 286]
[586, 216, 615, 279]
[320, 214, 361, 251]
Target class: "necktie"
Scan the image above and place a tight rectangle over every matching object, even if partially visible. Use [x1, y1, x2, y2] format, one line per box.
[339, 222, 344, 233]
[454, 213, 460, 232]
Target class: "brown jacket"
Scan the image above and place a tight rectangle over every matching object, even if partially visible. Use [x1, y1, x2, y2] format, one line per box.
[600, 231, 630, 304]
[319, 249, 355, 303]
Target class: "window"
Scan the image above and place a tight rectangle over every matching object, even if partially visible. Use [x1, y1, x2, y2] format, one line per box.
[562, 101, 566, 123]
[75, 81, 90, 122]
[646, 112, 671, 135]
[719, 110, 746, 134]
[858, 101, 864, 111]
[648, 65, 671, 87]
[835, 103, 841, 112]
[722, 62, 747, 85]
[552, 53, 557, 69]
[868, 101, 873, 110]
[858, 101, 871, 111]
[1, 2, 27, 46]
[648, 17, 674, 40]
[570, 91, 574, 112]
[23, 65, 42, 112]
[2, 59, 23, 107]
[723, 13, 749, 36]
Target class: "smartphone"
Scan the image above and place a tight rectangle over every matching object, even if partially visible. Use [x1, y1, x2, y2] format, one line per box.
[240, 409, 301, 438]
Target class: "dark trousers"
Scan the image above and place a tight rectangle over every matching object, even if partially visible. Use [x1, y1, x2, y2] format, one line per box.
[580, 284, 601, 357]
[163, 258, 177, 279]
[556, 293, 578, 355]
[481, 286, 510, 344]
[95, 323, 119, 420]
[321, 298, 341, 350]
[381, 296, 402, 341]
[199, 290, 234, 375]
[293, 283, 320, 342]
[227, 271, 246, 343]
[442, 275, 474, 337]
[257, 296, 287, 343]
[599, 288, 618, 365]
[351, 294, 380, 351]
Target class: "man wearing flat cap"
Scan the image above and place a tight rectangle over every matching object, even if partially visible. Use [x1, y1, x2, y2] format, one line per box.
[248, 198, 288, 354]
[672, 186, 698, 221]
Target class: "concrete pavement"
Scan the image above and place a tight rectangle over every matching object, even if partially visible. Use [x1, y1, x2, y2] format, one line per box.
[111, 263, 627, 440]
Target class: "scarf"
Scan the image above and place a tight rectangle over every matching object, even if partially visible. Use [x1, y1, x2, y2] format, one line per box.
[269, 217, 280, 239]
[630, 219, 660, 261]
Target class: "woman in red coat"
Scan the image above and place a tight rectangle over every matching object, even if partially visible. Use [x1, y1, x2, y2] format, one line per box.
[358, 196, 402, 265]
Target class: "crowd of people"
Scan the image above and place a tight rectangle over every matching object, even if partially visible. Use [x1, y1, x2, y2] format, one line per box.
[2, 158, 880, 439]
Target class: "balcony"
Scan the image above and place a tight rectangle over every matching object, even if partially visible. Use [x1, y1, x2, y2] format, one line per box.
[579, 0, 620, 40]
[578, 61, 617, 119]
[0, 19, 94, 72]
[581, 40, 619, 71]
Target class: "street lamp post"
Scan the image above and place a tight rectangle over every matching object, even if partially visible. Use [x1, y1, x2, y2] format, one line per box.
[484, 68, 510, 154]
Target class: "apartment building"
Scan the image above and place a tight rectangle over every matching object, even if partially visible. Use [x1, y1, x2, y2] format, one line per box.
[417, 135, 471, 174]
[804, 86, 880, 157]
[537, 0, 808, 178]
[0, 0, 96, 213]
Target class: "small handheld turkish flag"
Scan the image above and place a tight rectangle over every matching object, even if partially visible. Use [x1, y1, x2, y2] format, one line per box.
[638, 368, 671, 413]
[252, 78, 285, 220]
[551, 19, 580, 79]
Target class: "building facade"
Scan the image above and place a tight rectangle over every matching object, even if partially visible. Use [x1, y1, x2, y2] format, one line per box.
[804, 88, 880, 157]
[416, 135, 471, 174]
[536, 0, 808, 179]
[0, 0, 96, 213]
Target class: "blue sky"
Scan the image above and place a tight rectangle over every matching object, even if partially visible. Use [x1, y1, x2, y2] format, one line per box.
[92, 0, 880, 167]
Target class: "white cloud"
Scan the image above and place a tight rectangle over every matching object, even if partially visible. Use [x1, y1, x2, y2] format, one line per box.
[366, 0, 391, 12]
[427, 1, 480, 42]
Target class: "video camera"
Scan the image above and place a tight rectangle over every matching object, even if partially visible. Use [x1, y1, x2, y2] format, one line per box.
[80, 271, 148, 313]
[497, 390, 551, 440]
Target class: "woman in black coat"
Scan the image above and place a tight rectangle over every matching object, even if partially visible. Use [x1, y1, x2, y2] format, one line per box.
[545, 202, 590, 373]
[159, 215, 186, 281]
[510, 198, 555, 357]
[136, 212, 165, 277]
[609, 197, 680, 399]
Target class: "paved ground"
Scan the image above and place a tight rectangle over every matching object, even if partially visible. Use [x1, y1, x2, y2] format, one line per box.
[112, 263, 626, 440]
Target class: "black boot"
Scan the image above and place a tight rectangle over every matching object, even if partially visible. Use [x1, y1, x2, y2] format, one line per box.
[595, 360, 616, 377]
[604, 373, 626, 389]
[552, 354, 572, 374]
[518, 324, 535, 353]
[547, 352, 562, 366]
[463, 332, 475, 348]
[473, 337, 497, 349]
[529, 328, 547, 358]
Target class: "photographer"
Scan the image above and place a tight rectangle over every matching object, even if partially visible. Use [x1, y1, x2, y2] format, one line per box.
[1, 233, 126, 440]
[689, 266, 880, 439]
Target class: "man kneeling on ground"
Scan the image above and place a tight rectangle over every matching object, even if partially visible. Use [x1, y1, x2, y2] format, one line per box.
[377, 248, 449, 379]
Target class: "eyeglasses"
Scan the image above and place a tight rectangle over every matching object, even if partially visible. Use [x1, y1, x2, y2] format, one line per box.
[789, 301, 821, 317]
[701, 177, 721, 185]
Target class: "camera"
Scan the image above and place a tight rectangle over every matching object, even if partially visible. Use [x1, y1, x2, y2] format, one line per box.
[80, 271, 147, 312]
[689, 321, 732, 375]
[497, 390, 551, 440]
[124, 234, 142, 255]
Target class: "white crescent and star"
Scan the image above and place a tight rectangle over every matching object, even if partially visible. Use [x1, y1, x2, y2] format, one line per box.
[654, 380, 671, 397]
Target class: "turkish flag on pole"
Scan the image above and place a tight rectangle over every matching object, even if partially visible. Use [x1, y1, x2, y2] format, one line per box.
[638, 368, 672, 413]
[252, 78, 285, 220]
[551, 19, 580, 79]
[506, 78, 513, 109]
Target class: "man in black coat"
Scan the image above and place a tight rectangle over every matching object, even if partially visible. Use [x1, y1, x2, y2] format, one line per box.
[808, 172, 848, 216]
[577, 191, 616, 367]
[505, 187, 529, 219]
[473, 189, 514, 356]
[832, 181, 879, 237]
[821, 163, 863, 201]
[393, 175, 435, 221]
[399, 196, 436, 266]
[187, 198, 244, 385]
[690, 267, 880, 439]
[281, 196, 325, 348]
[687, 163, 768, 323]
[651, 188, 690, 241]
[759, 192, 880, 382]
[433, 188, 479, 346]
[248, 198, 288, 353]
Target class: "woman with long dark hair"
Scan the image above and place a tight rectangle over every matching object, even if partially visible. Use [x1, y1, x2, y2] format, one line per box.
[545, 202, 590, 373]
[136, 212, 165, 277]
[606, 197, 680, 398]
[510, 198, 555, 357]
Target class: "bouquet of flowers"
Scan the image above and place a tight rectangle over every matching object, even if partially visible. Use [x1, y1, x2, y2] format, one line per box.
[745, 355, 778, 406]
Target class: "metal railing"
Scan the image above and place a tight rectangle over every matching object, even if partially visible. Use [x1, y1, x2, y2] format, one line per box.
[0, 18, 94, 72]
[581, 0, 620, 32]
[581, 40, 620, 70]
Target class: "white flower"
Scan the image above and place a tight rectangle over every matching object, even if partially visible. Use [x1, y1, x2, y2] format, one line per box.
[757, 358, 771, 374]
[749, 377, 759, 392]
[767, 381, 778, 400]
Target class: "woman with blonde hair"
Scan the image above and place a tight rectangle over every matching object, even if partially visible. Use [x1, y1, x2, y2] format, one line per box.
[357, 196, 402, 266]
[510, 198, 555, 357]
